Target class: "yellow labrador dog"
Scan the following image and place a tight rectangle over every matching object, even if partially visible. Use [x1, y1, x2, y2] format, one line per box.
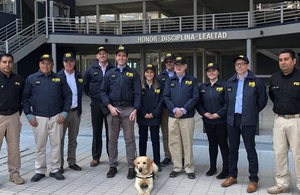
[134, 156, 158, 195]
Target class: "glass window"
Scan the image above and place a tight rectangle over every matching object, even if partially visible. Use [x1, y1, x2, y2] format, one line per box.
[0, 0, 16, 14]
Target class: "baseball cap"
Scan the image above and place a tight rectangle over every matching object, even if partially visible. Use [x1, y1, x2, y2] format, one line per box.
[40, 54, 53, 62]
[63, 52, 75, 61]
[115, 45, 128, 55]
[205, 62, 219, 71]
[174, 56, 187, 64]
[233, 55, 249, 64]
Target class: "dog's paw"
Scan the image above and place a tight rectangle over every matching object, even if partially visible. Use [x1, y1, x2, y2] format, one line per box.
[138, 191, 144, 195]
[144, 191, 150, 195]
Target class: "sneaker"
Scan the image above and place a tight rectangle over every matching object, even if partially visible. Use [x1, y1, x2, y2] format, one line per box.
[69, 163, 82, 171]
[106, 167, 117, 178]
[30, 173, 45, 182]
[49, 171, 65, 180]
[9, 173, 25, 185]
[127, 168, 135, 180]
[267, 185, 289, 194]
[161, 158, 171, 167]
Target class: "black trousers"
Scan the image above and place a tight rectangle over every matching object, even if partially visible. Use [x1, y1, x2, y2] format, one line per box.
[204, 122, 229, 170]
[227, 114, 259, 182]
[91, 103, 109, 160]
[138, 124, 160, 165]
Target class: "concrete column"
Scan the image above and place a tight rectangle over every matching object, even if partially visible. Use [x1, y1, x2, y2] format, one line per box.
[158, 50, 162, 74]
[96, 4, 100, 34]
[140, 47, 146, 74]
[202, 49, 206, 83]
[193, 48, 197, 78]
[249, 0, 254, 27]
[51, 43, 57, 73]
[247, 39, 253, 71]
[158, 11, 161, 33]
[49, 0, 54, 17]
[193, 0, 197, 31]
[142, 1, 147, 33]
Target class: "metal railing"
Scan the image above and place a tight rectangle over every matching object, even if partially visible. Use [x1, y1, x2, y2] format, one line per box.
[0, 19, 22, 42]
[48, 6, 300, 35]
[0, 19, 45, 54]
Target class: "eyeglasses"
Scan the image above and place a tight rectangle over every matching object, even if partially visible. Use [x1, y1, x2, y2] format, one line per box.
[235, 63, 247, 66]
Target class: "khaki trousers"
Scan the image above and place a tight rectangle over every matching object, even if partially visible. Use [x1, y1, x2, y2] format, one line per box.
[273, 115, 300, 190]
[161, 108, 171, 159]
[61, 110, 81, 166]
[33, 114, 63, 174]
[107, 107, 136, 168]
[168, 117, 195, 173]
[0, 112, 21, 175]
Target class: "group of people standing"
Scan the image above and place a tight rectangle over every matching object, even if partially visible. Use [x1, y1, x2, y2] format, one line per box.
[0, 47, 299, 194]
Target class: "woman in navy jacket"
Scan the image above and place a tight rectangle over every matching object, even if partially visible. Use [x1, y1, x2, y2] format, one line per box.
[137, 64, 163, 171]
[197, 63, 229, 179]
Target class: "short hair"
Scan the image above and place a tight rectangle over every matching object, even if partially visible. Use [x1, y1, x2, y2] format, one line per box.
[0, 53, 14, 62]
[279, 49, 296, 59]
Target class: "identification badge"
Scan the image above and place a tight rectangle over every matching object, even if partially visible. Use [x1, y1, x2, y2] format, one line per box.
[294, 82, 300, 86]
[15, 82, 20, 86]
[216, 87, 223, 92]
[249, 82, 255, 87]
[126, 72, 133, 77]
[155, 89, 160, 94]
[52, 78, 61, 82]
[185, 80, 192, 85]
[78, 78, 83, 83]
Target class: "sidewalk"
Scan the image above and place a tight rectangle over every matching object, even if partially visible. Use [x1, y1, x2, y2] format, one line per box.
[0, 95, 298, 194]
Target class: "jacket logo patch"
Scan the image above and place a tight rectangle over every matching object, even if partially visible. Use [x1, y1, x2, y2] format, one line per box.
[35, 81, 40, 84]
[78, 78, 83, 83]
[111, 74, 116, 78]
[93, 72, 98, 75]
[249, 82, 255, 87]
[294, 82, 300, 86]
[227, 87, 232, 92]
[200, 89, 206, 93]
[126, 72, 133, 77]
[170, 83, 175, 87]
[162, 78, 166, 81]
[155, 89, 160, 94]
[52, 78, 61, 82]
[15, 82, 20, 86]
[216, 87, 223, 91]
[185, 80, 192, 85]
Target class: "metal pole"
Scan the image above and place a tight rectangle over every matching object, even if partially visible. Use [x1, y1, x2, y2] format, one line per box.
[280, 5, 284, 23]
[193, 48, 197, 79]
[51, 43, 57, 73]
[96, 4, 100, 34]
[202, 49, 206, 83]
[142, 1, 146, 33]
[193, 0, 197, 31]
[45, 0, 48, 38]
[247, 39, 252, 70]
[51, 17, 55, 32]
[86, 17, 89, 34]
[5, 40, 9, 53]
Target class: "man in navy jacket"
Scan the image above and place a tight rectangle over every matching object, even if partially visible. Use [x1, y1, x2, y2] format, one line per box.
[221, 55, 267, 193]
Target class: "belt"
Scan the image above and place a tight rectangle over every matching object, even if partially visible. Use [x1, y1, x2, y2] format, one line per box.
[0, 109, 18, 116]
[70, 107, 78, 111]
[278, 114, 300, 119]
[111, 101, 133, 107]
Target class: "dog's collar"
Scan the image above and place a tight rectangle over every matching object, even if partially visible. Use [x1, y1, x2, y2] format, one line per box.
[136, 173, 154, 179]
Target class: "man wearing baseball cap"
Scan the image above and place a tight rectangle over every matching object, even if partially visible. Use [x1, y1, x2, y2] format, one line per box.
[164, 56, 199, 179]
[83, 46, 114, 167]
[100, 45, 141, 179]
[22, 54, 72, 182]
[157, 52, 176, 166]
[57, 52, 83, 173]
[221, 55, 268, 193]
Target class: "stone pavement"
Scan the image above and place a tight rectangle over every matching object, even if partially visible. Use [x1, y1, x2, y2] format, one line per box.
[0, 95, 298, 195]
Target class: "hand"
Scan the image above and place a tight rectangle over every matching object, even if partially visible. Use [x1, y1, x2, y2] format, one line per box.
[57, 114, 65, 124]
[29, 116, 38, 127]
[129, 109, 137, 121]
[148, 113, 153, 118]
[144, 113, 150, 118]
[204, 112, 213, 119]
[108, 104, 120, 117]
[210, 113, 220, 119]
[174, 108, 184, 118]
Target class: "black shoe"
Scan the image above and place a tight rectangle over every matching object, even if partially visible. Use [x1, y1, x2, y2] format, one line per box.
[69, 163, 82, 171]
[216, 170, 229, 179]
[106, 167, 117, 178]
[187, 173, 195, 179]
[30, 173, 45, 182]
[49, 171, 65, 180]
[60, 166, 64, 173]
[157, 164, 162, 172]
[206, 168, 217, 176]
[127, 168, 135, 180]
[169, 171, 180, 178]
[161, 158, 171, 167]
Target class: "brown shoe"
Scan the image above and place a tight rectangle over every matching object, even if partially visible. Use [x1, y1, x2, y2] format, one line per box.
[221, 177, 237, 187]
[90, 159, 99, 167]
[247, 182, 258, 193]
[9, 173, 25, 185]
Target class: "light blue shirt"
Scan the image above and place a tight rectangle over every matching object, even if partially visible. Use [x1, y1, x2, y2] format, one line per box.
[166, 69, 175, 78]
[118, 65, 125, 73]
[234, 73, 248, 114]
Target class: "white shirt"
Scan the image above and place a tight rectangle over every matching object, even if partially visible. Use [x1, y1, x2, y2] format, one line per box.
[99, 62, 108, 76]
[64, 70, 78, 109]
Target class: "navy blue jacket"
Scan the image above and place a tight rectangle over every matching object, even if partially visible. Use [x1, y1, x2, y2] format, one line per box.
[158, 70, 174, 108]
[100, 65, 142, 109]
[164, 73, 199, 118]
[226, 70, 268, 127]
[83, 61, 114, 104]
[197, 79, 227, 125]
[22, 71, 72, 117]
[137, 83, 163, 126]
[57, 69, 83, 115]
